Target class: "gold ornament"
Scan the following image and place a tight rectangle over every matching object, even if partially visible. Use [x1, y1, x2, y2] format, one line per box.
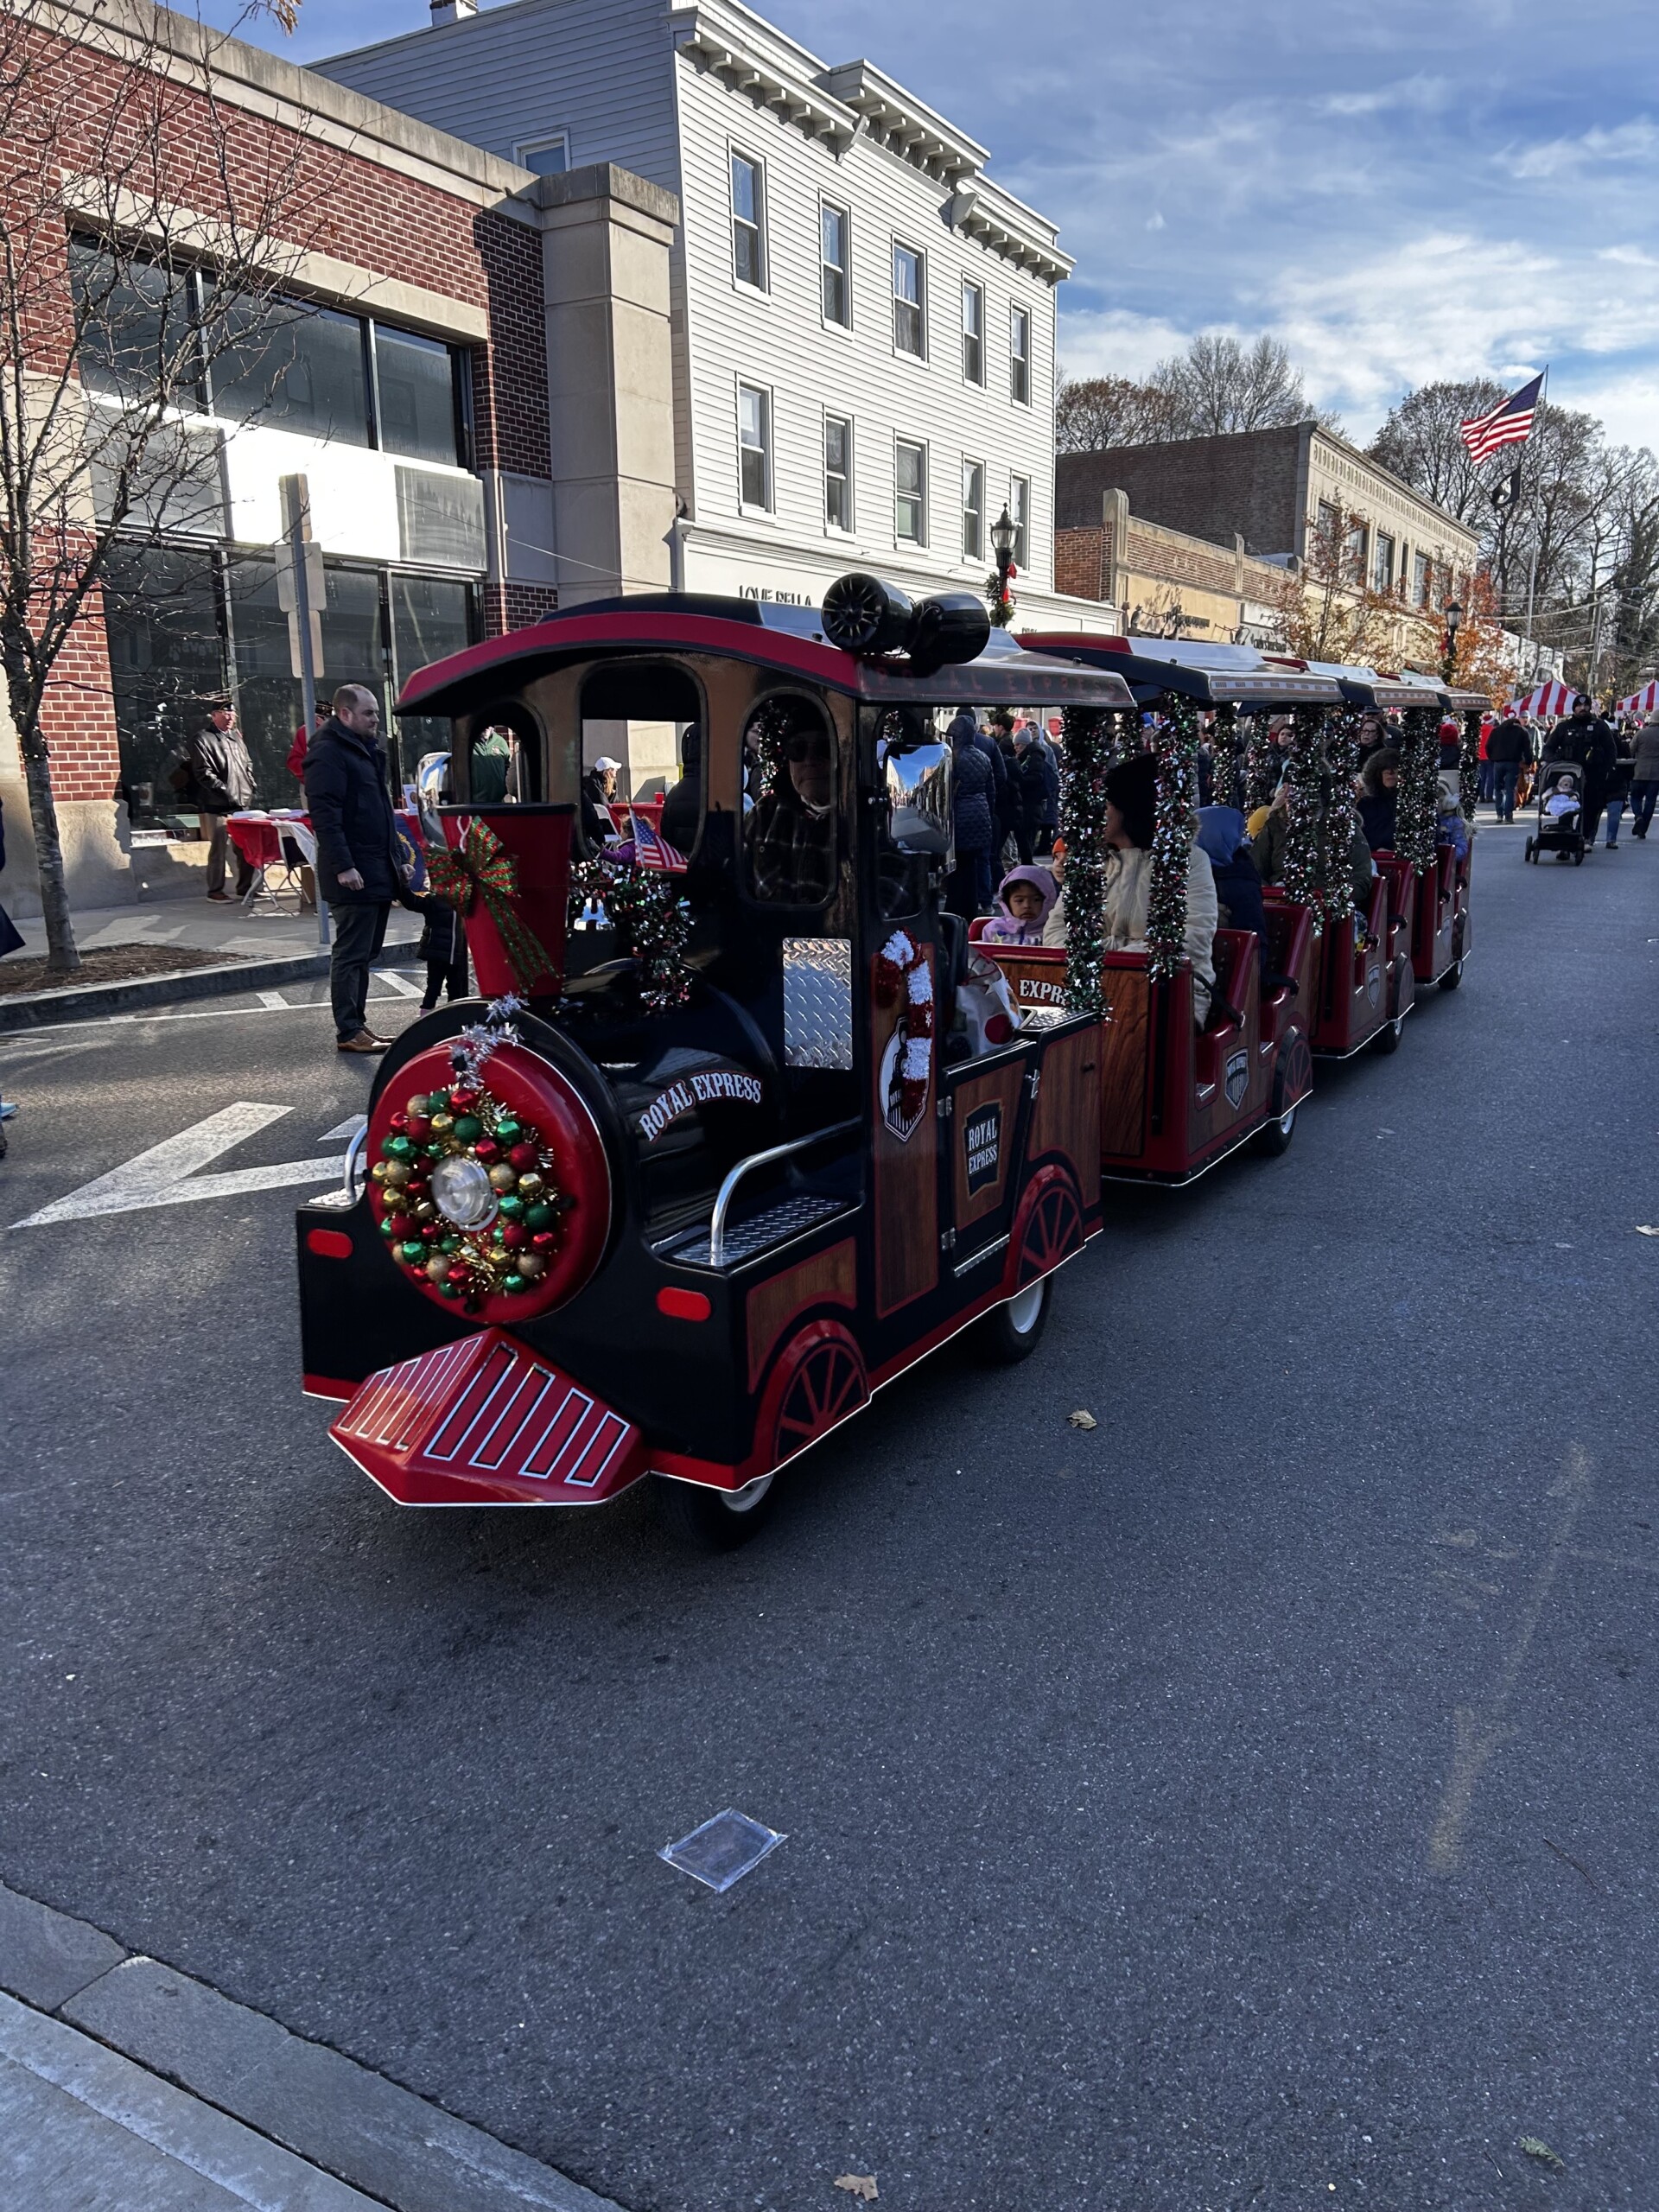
[412, 1200, 437, 1223]
[517, 1252, 547, 1279]
[406, 1095, 430, 1118]
[515, 1171, 545, 1199]
[371, 1161, 390, 1185]
[429, 1112, 454, 1136]
[487, 1163, 518, 1192]
[424, 1253, 450, 1282]
[383, 1161, 411, 1189]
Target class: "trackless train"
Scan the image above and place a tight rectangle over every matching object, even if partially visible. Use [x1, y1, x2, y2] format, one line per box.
[295, 578, 1479, 1545]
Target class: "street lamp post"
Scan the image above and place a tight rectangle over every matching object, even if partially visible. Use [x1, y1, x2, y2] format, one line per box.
[1442, 598, 1462, 683]
[988, 505, 1017, 628]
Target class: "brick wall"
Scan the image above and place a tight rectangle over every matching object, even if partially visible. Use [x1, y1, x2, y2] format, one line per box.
[1055, 526, 1110, 602]
[7, 10, 551, 823]
[1057, 425, 1310, 556]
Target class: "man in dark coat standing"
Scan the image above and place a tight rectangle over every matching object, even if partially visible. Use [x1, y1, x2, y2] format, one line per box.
[1545, 696, 1618, 846]
[304, 684, 404, 1054]
[189, 695, 257, 901]
[1484, 710, 1533, 822]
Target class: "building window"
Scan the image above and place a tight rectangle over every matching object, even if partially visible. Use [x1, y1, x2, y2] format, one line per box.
[731, 152, 766, 289]
[821, 203, 849, 327]
[1009, 305, 1031, 404]
[824, 414, 853, 531]
[893, 245, 925, 358]
[962, 282, 983, 384]
[372, 324, 463, 467]
[738, 383, 772, 510]
[962, 459, 984, 560]
[1372, 531, 1395, 593]
[1344, 520, 1367, 581]
[1008, 474, 1029, 568]
[1412, 550, 1431, 606]
[515, 133, 569, 175]
[896, 438, 925, 543]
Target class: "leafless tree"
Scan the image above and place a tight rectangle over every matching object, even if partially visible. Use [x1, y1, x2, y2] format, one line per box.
[0, 0, 322, 973]
[1055, 373, 1181, 454]
[1058, 333, 1334, 456]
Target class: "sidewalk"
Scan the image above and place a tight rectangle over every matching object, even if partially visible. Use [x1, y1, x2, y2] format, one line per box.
[0, 1880, 620, 2212]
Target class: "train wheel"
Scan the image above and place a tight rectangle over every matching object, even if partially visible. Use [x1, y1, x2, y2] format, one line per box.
[1256, 1032, 1311, 1155]
[970, 1274, 1052, 1366]
[653, 1471, 777, 1551]
[1438, 958, 1464, 991]
[1373, 1013, 1405, 1055]
[1524, 837, 1535, 861]
[1016, 1174, 1084, 1283]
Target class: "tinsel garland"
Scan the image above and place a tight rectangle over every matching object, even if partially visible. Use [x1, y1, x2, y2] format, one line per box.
[567, 856, 693, 1014]
[1394, 706, 1440, 875]
[1147, 694, 1200, 984]
[1211, 702, 1245, 812]
[1057, 705, 1115, 1017]
[1244, 714, 1280, 811]
[1457, 709, 1480, 828]
[1279, 707, 1325, 922]
[1321, 709, 1365, 929]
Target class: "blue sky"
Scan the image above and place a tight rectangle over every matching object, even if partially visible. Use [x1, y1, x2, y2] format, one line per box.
[254, 0, 1656, 449]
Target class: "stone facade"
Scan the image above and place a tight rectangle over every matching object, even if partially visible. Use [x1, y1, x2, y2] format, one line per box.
[1055, 491, 1289, 646]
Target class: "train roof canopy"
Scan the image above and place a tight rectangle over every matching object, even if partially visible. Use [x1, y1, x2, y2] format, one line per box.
[1014, 633, 1344, 706]
[1281, 659, 1446, 709]
[394, 593, 1135, 719]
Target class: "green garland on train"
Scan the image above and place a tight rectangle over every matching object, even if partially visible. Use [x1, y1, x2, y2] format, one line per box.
[1395, 705, 1440, 874]
[1058, 704, 1116, 1017]
[1279, 705, 1325, 922]
[1147, 695, 1200, 984]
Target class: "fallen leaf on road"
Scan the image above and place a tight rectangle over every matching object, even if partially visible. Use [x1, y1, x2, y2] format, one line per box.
[1636, 1225, 1659, 1237]
[1519, 2137, 1566, 2172]
[1068, 1409, 1097, 1430]
[834, 2177, 879, 2201]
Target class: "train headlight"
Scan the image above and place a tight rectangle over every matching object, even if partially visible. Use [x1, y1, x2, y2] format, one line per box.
[431, 1154, 498, 1230]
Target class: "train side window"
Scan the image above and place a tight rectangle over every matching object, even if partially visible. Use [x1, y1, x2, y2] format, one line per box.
[744, 694, 837, 906]
[874, 706, 952, 918]
[577, 660, 704, 858]
[461, 705, 541, 803]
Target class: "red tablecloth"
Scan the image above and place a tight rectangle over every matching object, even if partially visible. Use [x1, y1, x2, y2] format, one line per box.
[227, 813, 313, 868]
[608, 798, 664, 830]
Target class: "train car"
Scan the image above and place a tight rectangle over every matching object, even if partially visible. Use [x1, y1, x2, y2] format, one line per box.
[296, 577, 1134, 1545]
[1008, 634, 1330, 1175]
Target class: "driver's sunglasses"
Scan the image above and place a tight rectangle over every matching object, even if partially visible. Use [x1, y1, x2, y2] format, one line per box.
[783, 734, 830, 764]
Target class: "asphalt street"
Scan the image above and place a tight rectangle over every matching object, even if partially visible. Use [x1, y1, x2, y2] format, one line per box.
[2, 825, 1656, 2212]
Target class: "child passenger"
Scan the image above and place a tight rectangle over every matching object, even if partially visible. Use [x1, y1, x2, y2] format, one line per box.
[981, 863, 1058, 944]
[1543, 772, 1580, 821]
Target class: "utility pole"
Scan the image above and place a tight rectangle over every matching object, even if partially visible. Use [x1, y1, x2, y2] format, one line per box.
[277, 474, 328, 947]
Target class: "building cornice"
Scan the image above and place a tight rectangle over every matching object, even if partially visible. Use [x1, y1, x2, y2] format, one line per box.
[671, 3, 859, 154]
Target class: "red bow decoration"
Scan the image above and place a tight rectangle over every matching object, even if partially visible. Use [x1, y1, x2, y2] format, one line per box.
[427, 817, 556, 993]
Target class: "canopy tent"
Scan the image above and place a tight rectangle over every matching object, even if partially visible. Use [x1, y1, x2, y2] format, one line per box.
[1503, 678, 1577, 719]
[1616, 680, 1658, 718]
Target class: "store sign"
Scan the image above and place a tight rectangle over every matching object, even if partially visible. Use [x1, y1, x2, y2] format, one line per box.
[738, 584, 815, 607]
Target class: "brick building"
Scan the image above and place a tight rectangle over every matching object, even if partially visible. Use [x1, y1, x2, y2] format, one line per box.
[1055, 493, 1289, 647]
[0, 0, 677, 916]
[1057, 422, 1478, 613]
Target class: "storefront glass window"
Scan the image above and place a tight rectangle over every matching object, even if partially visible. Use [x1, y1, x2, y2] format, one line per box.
[103, 543, 226, 820]
[208, 296, 372, 447]
[391, 573, 474, 764]
[373, 325, 461, 467]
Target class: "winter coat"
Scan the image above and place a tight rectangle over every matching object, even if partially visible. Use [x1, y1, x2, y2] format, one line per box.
[580, 769, 614, 851]
[1607, 744, 1635, 803]
[950, 727, 996, 855]
[1358, 791, 1397, 854]
[1010, 740, 1059, 836]
[659, 773, 701, 855]
[1485, 716, 1533, 765]
[303, 719, 403, 906]
[1545, 715, 1616, 778]
[1042, 838, 1218, 1020]
[188, 722, 256, 815]
[1632, 720, 1659, 783]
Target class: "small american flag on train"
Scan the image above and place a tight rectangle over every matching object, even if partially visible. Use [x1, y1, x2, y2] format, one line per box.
[1459, 372, 1544, 462]
[628, 810, 687, 872]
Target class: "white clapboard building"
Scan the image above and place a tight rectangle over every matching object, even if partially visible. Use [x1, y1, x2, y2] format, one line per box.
[319, 0, 1113, 630]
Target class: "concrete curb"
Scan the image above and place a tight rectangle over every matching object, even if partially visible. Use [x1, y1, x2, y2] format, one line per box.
[0, 1879, 626, 2212]
[0, 941, 421, 1033]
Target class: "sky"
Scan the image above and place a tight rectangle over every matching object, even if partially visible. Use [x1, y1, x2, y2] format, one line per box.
[248, 0, 1658, 452]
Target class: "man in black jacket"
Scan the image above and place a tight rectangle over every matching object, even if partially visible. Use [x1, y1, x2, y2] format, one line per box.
[1545, 697, 1618, 845]
[303, 685, 404, 1053]
[1484, 711, 1533, 822]
[188, 696, 257, 901]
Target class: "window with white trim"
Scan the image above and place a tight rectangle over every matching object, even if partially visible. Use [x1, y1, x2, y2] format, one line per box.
[738, 383, 772, 510]
[821, 203, 849, 327]
[1009, 304, 1031, 404]
[731, 152, 766, 290]
[893, 244, 925, 358]
[824, 414, 853, 531]
[896, 438, 926, 543]
[515, 133, 569, 175]
[962, 281, 983, 384]
[1008, 474, 1029, 568]
[962, 459, 984, 560]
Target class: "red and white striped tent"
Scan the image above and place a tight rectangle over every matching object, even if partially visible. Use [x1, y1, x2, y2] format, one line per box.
[1617, 680, 1659, 718]
[1503, 678, 1577, 718]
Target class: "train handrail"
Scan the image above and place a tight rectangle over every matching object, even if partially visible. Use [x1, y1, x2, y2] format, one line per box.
[341, 1124, 368, 1207]
[709, 1118, 861, 1265]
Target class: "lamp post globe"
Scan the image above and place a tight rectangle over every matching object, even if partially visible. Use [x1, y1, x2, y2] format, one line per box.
[1442, 598, 1463, 682]
[988, 505, 1017, 626]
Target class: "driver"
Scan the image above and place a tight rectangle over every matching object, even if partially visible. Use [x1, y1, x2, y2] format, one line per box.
[746, 699, 836, 903]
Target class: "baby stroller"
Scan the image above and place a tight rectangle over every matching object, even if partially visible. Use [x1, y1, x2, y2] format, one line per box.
[1525, 763, 1586, 865]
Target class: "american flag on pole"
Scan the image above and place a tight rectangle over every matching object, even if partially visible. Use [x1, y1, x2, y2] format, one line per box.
[1460, 373, 1544, 463]
[627, 810, 687, 872]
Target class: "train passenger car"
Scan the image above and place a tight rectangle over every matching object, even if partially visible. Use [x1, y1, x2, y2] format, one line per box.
[296, 579, 1133, 1544]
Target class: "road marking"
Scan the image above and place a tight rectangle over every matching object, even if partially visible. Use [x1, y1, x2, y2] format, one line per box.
[321, 1116, 366, 1142]
[1427, 1444, 1592, 1875]
[10, 1103, 347, 1227]
[256, 989, 290, 1009]
[3, 969, 426, 1033]
[375, 969, 424, 998]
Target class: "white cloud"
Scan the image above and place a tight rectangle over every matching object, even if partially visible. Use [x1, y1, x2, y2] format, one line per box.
[1499, 118, 1659, 180]
[1553, 371, 1659, 450]
[1319, 74, 1451, 118]
[1145, 211, 1166, 232]
[1056, 307, 1191, 382]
